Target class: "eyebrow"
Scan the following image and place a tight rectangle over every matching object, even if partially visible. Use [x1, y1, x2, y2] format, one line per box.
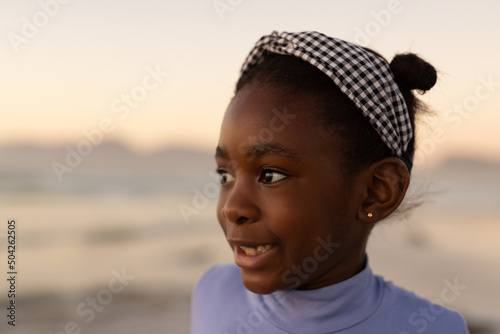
[215, 143, 300, 162]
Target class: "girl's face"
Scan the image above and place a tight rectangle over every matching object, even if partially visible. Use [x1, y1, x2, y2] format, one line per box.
[215, 84, 370, 294]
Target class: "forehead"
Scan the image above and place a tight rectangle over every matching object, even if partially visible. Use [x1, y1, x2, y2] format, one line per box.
[218, 84, 336, 159]
[223, 84, 316, 132]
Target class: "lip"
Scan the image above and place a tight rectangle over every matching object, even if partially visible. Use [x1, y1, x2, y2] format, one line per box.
[228, 239, 279, 270]
[227, 238, 277, 248]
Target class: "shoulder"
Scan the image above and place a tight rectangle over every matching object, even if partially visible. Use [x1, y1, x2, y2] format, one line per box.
[374, 276, 469, 333]
[191, 264, 250, 334]
[192, 263, 245, 311]
[193, 263, 241, 297]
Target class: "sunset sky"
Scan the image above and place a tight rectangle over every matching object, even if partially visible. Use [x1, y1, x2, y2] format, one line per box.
[1, 0, 499, 167]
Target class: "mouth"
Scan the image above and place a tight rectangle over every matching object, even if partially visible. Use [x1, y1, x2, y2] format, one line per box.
[230, 241, 278, 270]
[239, 244, 274, 256]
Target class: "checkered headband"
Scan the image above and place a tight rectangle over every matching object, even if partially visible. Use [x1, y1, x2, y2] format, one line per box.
[240, 31, 412, 159]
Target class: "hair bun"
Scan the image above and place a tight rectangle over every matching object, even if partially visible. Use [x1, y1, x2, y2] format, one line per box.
[390, 53, 437, 92]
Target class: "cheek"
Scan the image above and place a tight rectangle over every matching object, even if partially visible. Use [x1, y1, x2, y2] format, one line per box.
[268, 188, 345, 249]
[265, 197, 323, 241]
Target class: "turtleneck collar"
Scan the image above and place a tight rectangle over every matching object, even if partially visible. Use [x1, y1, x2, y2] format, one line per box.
[246, 258, 383, 333]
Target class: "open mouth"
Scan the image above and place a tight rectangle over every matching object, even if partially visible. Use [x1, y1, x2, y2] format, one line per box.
[239, 244, 274, 256]
[231, 242, 278, 270]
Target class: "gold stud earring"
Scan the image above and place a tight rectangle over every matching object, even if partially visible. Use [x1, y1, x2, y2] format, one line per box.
[367, 213, 373, 218]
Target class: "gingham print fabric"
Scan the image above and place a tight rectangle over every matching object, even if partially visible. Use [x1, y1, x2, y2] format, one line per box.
[240, 31, 411, 158]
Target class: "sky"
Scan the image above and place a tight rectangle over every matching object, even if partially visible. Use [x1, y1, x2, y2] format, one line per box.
[1, 0, 499, 167]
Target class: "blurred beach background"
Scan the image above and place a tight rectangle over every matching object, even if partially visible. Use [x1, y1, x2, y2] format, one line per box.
[1, 0, 499, 333]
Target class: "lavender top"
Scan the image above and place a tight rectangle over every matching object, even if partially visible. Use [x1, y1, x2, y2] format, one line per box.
[191, 260, 468, 333]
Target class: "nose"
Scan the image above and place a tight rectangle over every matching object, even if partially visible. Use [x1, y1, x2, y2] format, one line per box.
[220, 179, 260, 225]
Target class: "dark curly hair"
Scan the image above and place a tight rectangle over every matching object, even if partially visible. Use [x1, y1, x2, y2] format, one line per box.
[234, 49, 437, 177]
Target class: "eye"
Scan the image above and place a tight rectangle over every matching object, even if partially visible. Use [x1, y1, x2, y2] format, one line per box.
[259, 169, 287, 184]
[216, 169, 234, 184]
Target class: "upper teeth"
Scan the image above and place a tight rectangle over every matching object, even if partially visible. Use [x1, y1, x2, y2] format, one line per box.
[240, 245, 273, 256]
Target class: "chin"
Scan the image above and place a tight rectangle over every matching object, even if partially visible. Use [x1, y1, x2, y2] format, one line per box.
[240, 269, 282, 295]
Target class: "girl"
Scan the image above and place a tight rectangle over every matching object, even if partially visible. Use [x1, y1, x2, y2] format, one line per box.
[192, 31, 468, 333]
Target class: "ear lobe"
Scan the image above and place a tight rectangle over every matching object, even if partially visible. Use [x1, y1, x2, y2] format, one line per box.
[357, 157, 410, 223]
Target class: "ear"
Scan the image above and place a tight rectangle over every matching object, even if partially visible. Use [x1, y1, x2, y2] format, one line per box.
[356, 157, 410, 223]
